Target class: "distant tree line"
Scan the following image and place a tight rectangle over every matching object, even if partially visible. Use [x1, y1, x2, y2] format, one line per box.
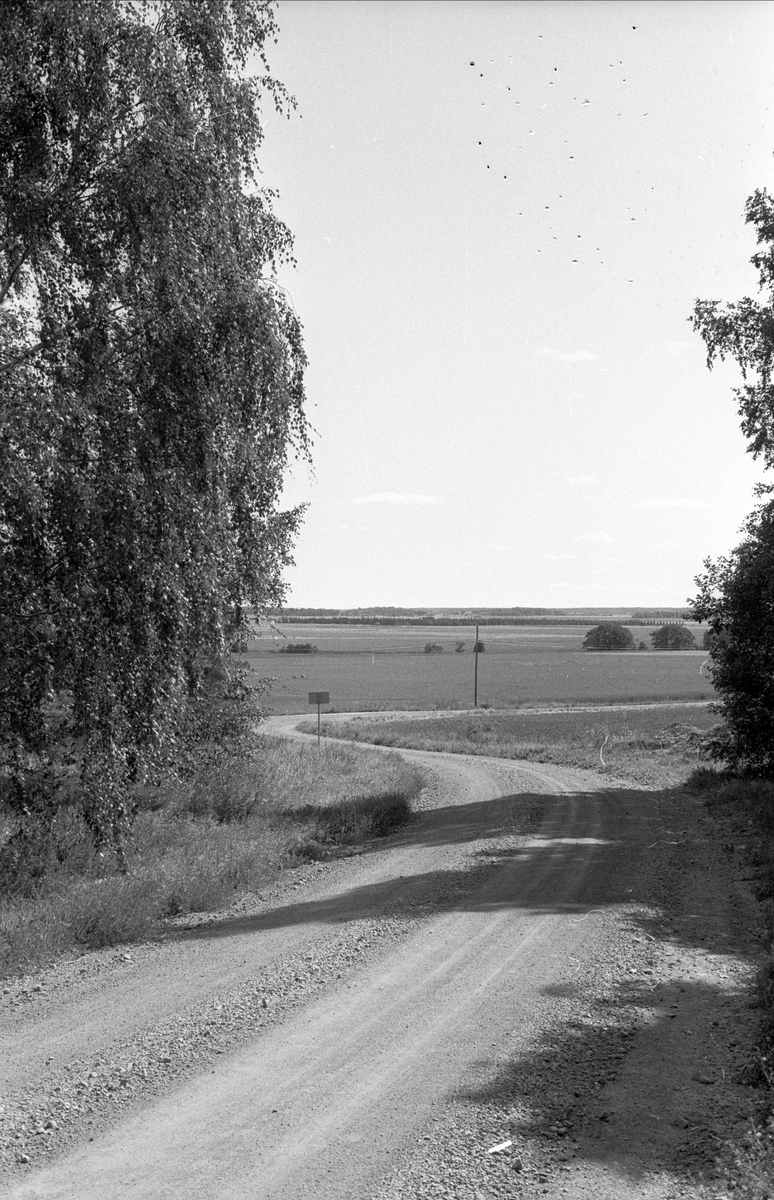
[270, 615, 695, 628]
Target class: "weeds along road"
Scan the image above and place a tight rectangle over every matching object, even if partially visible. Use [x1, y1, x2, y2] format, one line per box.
[2, 714, 761, 1199]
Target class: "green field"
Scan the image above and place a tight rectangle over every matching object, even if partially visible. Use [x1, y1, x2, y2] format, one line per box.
[244, 622, 715, 715]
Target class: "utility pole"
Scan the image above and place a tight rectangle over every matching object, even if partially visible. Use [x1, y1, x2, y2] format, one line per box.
[474, 623, 479, 708]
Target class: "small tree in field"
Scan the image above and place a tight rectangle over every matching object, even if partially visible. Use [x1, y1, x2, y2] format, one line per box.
[651, 625, 697, 650]
[702, 628, 726, 651]
[582, 623, 634, 651]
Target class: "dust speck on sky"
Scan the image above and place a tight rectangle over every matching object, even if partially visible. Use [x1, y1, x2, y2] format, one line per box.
[260, 0, 774, 608]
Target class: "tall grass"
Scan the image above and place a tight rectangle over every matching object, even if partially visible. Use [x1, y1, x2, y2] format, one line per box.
[308, 709, 715, 787]
[686, 769, 774, 1199]
[0, 735, 423, 978]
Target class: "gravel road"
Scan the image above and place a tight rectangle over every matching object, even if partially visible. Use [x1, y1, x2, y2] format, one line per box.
[1, 714, 764, 1199]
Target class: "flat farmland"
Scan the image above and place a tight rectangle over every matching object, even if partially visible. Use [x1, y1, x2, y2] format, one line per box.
[243, 623, 715, 714]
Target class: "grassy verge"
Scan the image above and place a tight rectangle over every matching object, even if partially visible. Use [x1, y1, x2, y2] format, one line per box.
[0, 734, 423, 979]
[686, 769, 774, 1198]
[304, 705, 718, 788]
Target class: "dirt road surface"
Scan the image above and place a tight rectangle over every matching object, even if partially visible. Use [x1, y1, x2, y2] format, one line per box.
[1, 714, 764, 1199]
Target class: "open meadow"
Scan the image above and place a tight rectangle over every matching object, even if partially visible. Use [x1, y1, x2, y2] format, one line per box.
[247, 622, 715, 715]
[307, 703, 719, 788]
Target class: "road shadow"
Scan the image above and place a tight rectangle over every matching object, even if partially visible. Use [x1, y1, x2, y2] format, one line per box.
[449, 969, 764, 1193]
[174, 785, 739, 959]
[173, 778, 764, 1189]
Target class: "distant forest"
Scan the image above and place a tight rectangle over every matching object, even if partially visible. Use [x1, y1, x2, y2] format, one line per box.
[267, 607, 693, 627]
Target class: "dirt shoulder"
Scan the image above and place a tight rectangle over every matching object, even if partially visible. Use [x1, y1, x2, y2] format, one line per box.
[1, 722, 766, 1199]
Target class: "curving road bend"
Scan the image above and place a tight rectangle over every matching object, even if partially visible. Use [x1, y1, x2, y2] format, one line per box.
[3, 715, 747, 1200]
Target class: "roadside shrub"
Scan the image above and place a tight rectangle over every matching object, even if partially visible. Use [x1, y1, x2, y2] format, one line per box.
[693, 504, 774, 776]
[0, 736, 424, 976]
[474, 640, 485, 653]
[582, 622, 634, 651]
[685, 764, 729, 792]
[424, 643, 444, 653]
[651, 624, 697, 650]
[280, 643, 318, 654]
[291, 791, 411, 855]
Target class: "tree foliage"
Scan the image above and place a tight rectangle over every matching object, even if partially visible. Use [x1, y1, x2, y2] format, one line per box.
[0, 1, 308, 844]
[582, 623, 634, 651]
[690, 186, 774, 774]
[692, 505, 774, 774]
[691, 189, 774, 472]
[650, 625, 697, 650]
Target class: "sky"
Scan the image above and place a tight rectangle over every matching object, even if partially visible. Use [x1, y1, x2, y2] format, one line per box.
[257, 0, 774, 609]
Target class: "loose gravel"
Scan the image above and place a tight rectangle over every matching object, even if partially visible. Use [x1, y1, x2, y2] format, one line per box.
[1, 739, 768, 1199]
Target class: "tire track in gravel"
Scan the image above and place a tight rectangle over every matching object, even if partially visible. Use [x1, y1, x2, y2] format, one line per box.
[0, 718, 586, 1192]
[3, 715, 757, 1199]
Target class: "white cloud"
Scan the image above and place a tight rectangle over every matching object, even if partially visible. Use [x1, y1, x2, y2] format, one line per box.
[564, 474, 597, 485]
[536, 347, 598, 362]
[351, 492, 443, 506]
[636, 498, 713, 511]
[575, 531, 613, 543]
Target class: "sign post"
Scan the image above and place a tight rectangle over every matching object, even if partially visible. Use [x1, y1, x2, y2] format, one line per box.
[308, 692, 330, 748]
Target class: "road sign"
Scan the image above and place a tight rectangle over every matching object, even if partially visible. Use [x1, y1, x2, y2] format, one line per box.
[308, 692, 330, 746]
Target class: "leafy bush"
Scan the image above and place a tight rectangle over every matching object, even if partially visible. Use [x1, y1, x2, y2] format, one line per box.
[280, 643, 318, 654]
[424, 643, 444, 654]
[473, 640, 485, 653]
[582, 622, 634, 651]
[651, 624, 697, 650]
[693, 504, 774, 775]
[0, 736, 424, 976]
